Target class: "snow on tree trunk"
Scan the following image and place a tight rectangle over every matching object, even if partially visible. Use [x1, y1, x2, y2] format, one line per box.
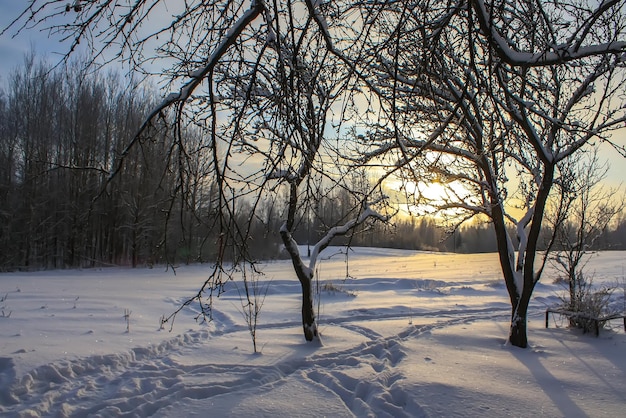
[280, 224, 319, 342]
[279, 204, 387, 342]
[509, 310, 528, 348]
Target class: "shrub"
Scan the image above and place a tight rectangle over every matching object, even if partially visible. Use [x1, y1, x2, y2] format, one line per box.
[559, 272, 617, 333]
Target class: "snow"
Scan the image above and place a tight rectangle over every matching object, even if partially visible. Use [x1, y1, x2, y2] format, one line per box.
[472, 0, 626, 67]
[306, 0, 331, 47]
[1, 248, 625, 416]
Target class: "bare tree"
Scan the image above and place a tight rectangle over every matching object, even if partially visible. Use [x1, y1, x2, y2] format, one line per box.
[256, 20, 389, 340]
[351, 0, 626, 347]
[549, 151, 625, 323]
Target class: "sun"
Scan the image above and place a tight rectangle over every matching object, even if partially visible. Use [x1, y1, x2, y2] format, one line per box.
[383, 175, 472, 219]
[397, 179, 454, 204]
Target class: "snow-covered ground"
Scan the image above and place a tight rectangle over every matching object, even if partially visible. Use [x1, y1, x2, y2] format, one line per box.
[1, 248, 625, 417]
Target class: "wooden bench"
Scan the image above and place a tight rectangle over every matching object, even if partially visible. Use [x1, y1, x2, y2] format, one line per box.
[545, 308, 626, 337]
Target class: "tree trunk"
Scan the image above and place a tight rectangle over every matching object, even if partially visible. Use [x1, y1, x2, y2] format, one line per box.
[300, 277, 318, 341]
[509, 310, 528, 348]
[491, 197, 530, 347]
[280, 227, 319, 342]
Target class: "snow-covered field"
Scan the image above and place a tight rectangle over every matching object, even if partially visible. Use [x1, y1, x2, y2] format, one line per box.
[1, 248, 625, 417]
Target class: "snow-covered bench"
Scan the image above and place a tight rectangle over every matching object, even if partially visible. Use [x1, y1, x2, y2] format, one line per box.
[545, 308, 626, 337]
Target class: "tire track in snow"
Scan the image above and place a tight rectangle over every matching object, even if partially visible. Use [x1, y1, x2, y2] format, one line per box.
[0, 308, 509, 417]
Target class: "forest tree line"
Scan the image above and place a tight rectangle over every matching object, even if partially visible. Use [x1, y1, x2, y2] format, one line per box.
[1, 57, 624, 271]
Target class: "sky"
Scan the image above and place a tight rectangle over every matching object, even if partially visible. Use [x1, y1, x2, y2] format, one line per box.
[0, 3, 69, 74]
[0, 2, 625, 188]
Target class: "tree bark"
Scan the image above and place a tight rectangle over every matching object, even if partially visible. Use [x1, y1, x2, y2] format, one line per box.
[300, 276, 318, 341]
[509, 309, 528, 348]
[280, 227, 318, 341]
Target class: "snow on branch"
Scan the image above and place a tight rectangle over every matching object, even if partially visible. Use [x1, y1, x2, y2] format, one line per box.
[280, 222, 314, 279]
[304, 0, 331, 45]
[308, 203, 389, 272]
[471, 0, 626, 67]
[154, 1, 266, 114]
[102, 1, 266, 189]
[267, 168, 297, 182]
[361, 133, 479, 165]
[280, 202, 390, 281]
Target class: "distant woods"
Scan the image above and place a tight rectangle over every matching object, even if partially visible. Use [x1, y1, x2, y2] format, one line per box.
[0, 57, 624, 271]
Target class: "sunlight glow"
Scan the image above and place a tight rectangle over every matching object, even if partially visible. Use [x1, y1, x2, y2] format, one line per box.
[383, 174, 473, 221]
